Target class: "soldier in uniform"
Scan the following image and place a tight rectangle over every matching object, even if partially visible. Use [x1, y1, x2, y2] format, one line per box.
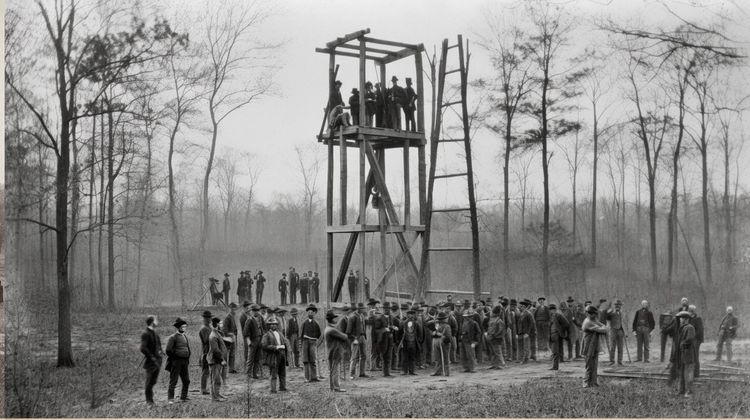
[604, 299, 626, 366]
[715, 306, 738, 362]
[535, 297, 550, 353]
[372, 301, 399, 377]
[261, 318, 289, 393]
[300, 272, 309, 304]
[289, 267, 298, 305]
[460, 310, 481, 373]
[486, 305, 506, 369]
[286, 307, 302, 369]
[255, 270, 266, 304]
[278, 273, 289, 306]
[404, 77, 418, 132]
[367, 298, 382, 371]
[208, 317, 228, 401]
[516, 299, 535, 364]
[632, 300, 655, 363]
[582, 305, 608, 387]
[507, 299, 520, 362]
[198, 311, 213, 395]
[347, 302, 369, 379]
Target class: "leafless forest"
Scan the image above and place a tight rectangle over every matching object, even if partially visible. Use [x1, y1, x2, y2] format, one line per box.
[4, 0, 750, 372]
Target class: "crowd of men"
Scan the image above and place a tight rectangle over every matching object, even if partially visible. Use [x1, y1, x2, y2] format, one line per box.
[206, 267, 323, 307]
[140, 294, 739, 404]
[328, 75, 419, 132]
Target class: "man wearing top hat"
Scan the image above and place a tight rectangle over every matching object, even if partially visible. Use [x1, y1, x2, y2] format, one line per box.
[255, 270, 266, 304]
[582, 305, 608, 387]
[286, 307, 302, 369]
[301, 304, 322, 382]
[222, 273, 231, 306]
[223, 304, 239, 373]
[140, 315, 164, 405]
[198, 311, 213, 395]
[165, 318, 191, 403]
[243, 304, 264, 379]
[389, 76, 407, 130]
[348, 302, 369, 379]
[324, 310, 349, 392]
[261, 317, 290, 393]
[604, 299, 626, 366]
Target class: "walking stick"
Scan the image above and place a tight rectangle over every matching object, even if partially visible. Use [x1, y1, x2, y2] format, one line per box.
[624, 333, 632, 363]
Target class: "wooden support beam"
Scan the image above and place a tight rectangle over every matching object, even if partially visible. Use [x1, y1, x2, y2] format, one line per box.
[326, 224, 425, 233]
[315, 47, 383, 62]
[327, 137, 334, 302]
[382, 47, 418, 65]
[362, 36, 420, 51]
[415, 49, 426, 133]
[373, 233, 421, 298]
[338, 43, 393, 56]
[339, 129, 347, 225]
[326, 28, 371, 48]
[403, 143, 411, 227]
[363, 141, 421, 284]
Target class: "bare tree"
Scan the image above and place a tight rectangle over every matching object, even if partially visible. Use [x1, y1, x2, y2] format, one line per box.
[198, 2, 279, 268]
[295, 144, 324, 254]
[214, 150, 242, 246]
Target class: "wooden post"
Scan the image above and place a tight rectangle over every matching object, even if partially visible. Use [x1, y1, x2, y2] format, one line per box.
[359, 37, 367, 127]
[415, 47, 425, 133]
[327, 139, 334, 302]
[415, 46, 427, 228]
[339, 130, 347, 225]
[403, 144, 411, 227]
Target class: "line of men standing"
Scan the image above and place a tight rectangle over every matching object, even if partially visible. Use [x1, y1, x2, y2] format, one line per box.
[329, 75, 419, 132]
[282, 267, 321, 305]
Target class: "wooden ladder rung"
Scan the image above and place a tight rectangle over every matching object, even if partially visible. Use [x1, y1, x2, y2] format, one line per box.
[433, 172, 468, 179]
[436, 138, 464, 143]
[428, 247, 474, 252]
[431, 207, 471, 213]
[445, 68, 461, 75]
[441, 100, 462, 108]
[447, 44, 460, 50]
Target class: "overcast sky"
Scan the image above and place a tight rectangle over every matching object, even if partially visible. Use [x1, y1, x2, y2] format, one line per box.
[4, 0, 750, 210]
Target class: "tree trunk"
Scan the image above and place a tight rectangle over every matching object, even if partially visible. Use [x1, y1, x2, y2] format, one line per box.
[37, 145, 47, 291]
[541, 76, 551, 298]
[107, 111, 116, 309]
[648, 172, 658, 285]
[167, 116, 185, 308]
[503, 112, 511, 287]
[88, 116, 96, 308]
[98, 108, 106, 306]
[591, 107, 598, 266]
[70, 119, 80, 305]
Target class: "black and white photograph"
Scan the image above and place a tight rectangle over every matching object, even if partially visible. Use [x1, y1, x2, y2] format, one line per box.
[2, 0, 750, 417]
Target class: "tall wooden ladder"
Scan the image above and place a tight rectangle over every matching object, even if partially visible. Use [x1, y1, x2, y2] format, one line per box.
[417, 35, 481, 301]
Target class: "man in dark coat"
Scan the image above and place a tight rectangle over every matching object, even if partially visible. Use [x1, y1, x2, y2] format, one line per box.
[140, 315, 164, 405]
[300, 273, 310, 304]
[486, 305, 506, 369]
[239, 302, 251, 362]
[460, 310, 481, 373]
[289, 267, 298, 305]
[311, 272, 321, 303]
[431, 312, 452, 376]
[604, 299, 627, 366]
[209, 278, 221, 306]
[674, 311, 696, 397]
[715, 306, 738, 362]
[255, 270, 266, 304]
[208, 317, 228, 401]
[301, 304, 322, 382]
[389, 76, 407, 130]
[687, 305, 703, 377]
[243, 304, 264, 379]
[286, 307, 302, 368]
[374, 82, 386, 128]
[325, 310, 349, 392]
[347, 302, 369, 379]
[222, 273, 231, 305]
[349, 88, 361, 125]
[236, 272, 246, 304]
[397, 309, 422, 375]
[404, 77, 418, 132]
[516, 300, 536, 364]
[165, 318, 191, 403]
[198, 311, 212, 395]
[582, 305, 608, 387]
[364, 81, 376, 126]
[548, 304, 570, 371]
[261, 317, 290, 393]
[223, 303, 238, 373]
[371, 302, 398, 377]
[347, 270, 357, 304]
[278, 273, 289, 306]
[632, 300, 656, 363]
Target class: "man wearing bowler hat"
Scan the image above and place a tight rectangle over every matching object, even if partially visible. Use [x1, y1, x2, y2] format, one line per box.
[165, 318, 191, 403]
[301, 304, 322, 382]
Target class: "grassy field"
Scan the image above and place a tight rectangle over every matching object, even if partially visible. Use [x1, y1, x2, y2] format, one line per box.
[4, 306, 749, 418]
